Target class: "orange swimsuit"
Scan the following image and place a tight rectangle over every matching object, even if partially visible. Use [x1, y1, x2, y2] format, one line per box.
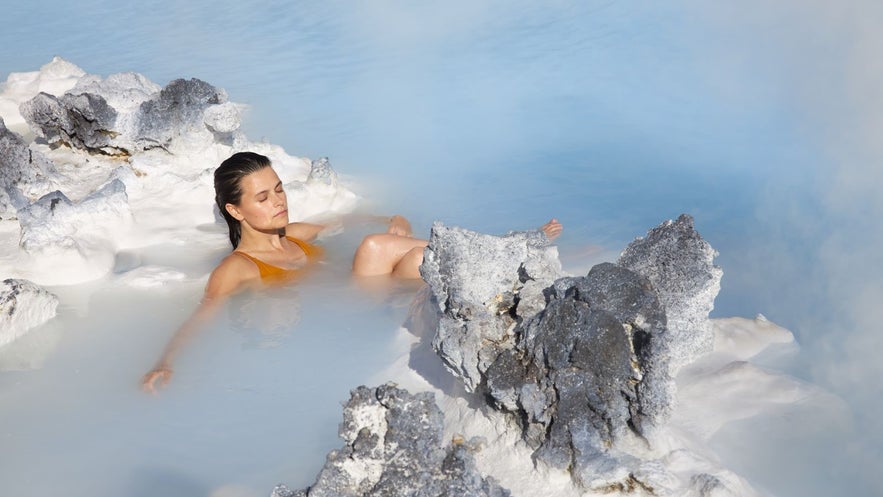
[233, 236, 324, 283]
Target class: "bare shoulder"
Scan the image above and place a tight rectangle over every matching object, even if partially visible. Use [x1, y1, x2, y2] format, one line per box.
[205, 252, 260, 298]
[286, 222, 326, 241]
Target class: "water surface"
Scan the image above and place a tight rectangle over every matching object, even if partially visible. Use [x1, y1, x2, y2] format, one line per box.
[2, 1, 881, 496]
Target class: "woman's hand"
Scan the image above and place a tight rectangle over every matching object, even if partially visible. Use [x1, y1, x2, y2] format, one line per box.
[386, 215, 413, 237]
[540, 218, 563, 241]
[142, 365, 173, 393]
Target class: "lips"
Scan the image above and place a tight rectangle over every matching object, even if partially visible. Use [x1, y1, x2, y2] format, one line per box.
[275, 208, 288, 218]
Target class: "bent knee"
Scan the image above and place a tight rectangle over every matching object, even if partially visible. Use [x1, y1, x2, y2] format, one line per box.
[355, 234, 385, 256]
[352, 234, 390, 275]
[392, 246, 425, 279]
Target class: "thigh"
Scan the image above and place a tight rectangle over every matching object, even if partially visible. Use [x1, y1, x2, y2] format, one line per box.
[352, 234, 428, 276]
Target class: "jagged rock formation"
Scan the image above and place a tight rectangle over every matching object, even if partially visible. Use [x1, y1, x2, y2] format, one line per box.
[135, 78, 231, 151]
[17, 179, 132, 255]
[618, 214, 722, 373]
[19, 73, 240, 156]
[419, 215, 722, 490]
[0, 279, 58, 348]
[3, 63, 254, 276]
[0, 117, 55, 218]
[419, 223, 565, 392]
[273, 384, 510, 497]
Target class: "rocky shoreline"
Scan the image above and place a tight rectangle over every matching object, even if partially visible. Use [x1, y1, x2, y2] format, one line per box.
[1, 58, 778, 497]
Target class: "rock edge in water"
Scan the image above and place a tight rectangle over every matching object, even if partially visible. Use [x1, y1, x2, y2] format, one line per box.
[0, 278, 59, 348]
[278, 215, 727, 495]
[273, 383, 510, 497]
[418, 214, 722, 490]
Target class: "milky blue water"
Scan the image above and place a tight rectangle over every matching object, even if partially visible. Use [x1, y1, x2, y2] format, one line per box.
[2, 1, 881, 496]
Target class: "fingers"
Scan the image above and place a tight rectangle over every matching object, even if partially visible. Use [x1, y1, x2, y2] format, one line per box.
[141, 368, 172, 394]
[386, 215, 414, 237]
[541, 218, 563, 241]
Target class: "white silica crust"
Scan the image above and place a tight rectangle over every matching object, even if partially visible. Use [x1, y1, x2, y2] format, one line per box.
[374, 296, 820, 497]
[338, 402, 389, 487]
[0, 57, 359, 286]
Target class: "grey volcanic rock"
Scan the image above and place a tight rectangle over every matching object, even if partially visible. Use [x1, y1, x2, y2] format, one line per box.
[19, 74, 234, 155]
[17, 179, 132, 253]
[420, 223, 564, 392]
[618, 214, 722, 372]
[136, 78, 227, 151]
[0, 117, 56, 218]
[486, 263, 670, 486]
[279, 384, 509, 497]
[20, 91, 120, 154]
[419, 216, 722, 490]
[0, 279, 58, 348]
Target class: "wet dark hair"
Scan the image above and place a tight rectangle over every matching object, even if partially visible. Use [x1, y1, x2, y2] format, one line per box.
[214, 151, 272, 248]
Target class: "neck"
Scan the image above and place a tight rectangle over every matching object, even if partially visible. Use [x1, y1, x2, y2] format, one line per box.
[238, 225, 287, 251]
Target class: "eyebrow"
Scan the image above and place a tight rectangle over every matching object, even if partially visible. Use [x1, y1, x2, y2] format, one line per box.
[254, 181, 283, 198]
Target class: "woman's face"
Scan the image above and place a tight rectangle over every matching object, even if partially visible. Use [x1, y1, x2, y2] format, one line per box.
[225, 166, 289, 232]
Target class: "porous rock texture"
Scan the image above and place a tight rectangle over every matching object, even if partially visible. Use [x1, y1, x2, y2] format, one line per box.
[419, 215, 722, 490]
[0, 117, 55, 218]
[20, 72, 239, 155]
[618, 214, 722, 373]
[0, 279, 58, 348]
[419, 222, 565, 392]
[273, 383, 509, 497]
[8, 66, 242, 259]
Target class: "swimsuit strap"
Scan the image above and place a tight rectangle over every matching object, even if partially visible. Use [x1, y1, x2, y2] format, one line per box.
[231, 251, 286, 279]
[233, 236, 323, 280]
[284, 236, 324, 260]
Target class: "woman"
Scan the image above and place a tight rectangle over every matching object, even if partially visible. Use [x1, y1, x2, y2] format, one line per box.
[142, 152, 562, 392]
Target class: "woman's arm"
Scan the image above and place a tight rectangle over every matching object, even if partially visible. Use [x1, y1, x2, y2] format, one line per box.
[141, 254, 256, 393]
[141, 297, 223, 392]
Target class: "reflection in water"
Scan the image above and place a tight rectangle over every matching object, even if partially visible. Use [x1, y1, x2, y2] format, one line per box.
[229, 288, 302, 350]
[2, 0, 883, 495]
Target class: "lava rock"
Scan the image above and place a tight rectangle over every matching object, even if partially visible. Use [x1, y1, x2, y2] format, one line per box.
[281, 383, 509, 497]
[420, 223, 564, 392]
[418, 216, 722, 490]
[618, 214, 723, 373]
[19, 73, 234, 155]
[0, 117, 55, 218]
[20, 91, 120, 154]
[135, 78, 227, 151]
[0, 278, 58, 348]
[484, 262, 670, 486]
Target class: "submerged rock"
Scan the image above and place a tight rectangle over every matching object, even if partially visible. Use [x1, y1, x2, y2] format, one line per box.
[278, 383, 509, 497]
[0, 117, 56, 218]
[418, 216, 722, 490]
[0, 279, 58, 348]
